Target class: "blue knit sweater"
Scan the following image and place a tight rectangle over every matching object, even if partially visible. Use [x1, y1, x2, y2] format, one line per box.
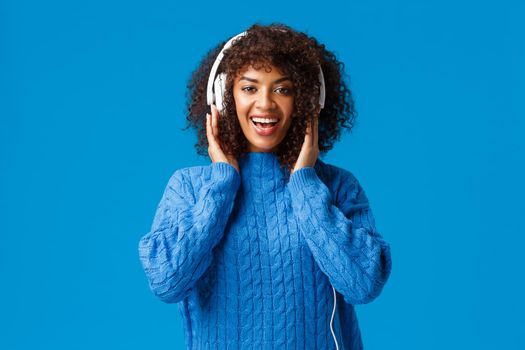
[138, 152, 391, 349]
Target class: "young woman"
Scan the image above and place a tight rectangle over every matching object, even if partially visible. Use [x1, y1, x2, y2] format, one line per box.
[138, 23, 392, 350]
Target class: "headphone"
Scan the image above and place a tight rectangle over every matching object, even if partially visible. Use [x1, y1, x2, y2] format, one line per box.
[206, 30, 326, 114]
[206, 30, 339, 350]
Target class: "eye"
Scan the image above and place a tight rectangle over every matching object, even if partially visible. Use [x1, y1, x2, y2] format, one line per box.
[275, 87, 293, 95]
[241, 86, 256, 93]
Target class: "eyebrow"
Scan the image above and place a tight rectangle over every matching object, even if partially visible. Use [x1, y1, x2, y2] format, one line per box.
[239, 76, 292, 84]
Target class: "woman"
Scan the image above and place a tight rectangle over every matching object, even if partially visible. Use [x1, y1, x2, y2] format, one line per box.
[138, 23, 392, 350]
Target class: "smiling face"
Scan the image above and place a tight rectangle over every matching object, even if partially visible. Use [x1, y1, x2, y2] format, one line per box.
[233, 64, 295, 153]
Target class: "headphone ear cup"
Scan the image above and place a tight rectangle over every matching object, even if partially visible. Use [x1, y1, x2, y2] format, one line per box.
[213, 73, 227, 115]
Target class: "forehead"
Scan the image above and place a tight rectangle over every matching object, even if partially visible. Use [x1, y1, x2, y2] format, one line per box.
[235, 64, 289, 80]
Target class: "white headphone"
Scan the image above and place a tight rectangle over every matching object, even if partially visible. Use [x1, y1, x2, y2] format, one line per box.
[206, 30, 326, 114]
[206, 29, 339, 349]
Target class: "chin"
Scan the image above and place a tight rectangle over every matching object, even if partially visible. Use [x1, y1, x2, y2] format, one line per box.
[251, 146, 277, 152]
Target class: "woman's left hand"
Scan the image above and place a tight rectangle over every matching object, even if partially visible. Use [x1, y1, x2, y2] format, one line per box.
[292, 113, 319, 175]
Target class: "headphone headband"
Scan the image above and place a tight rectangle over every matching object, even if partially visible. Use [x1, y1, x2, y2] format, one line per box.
[206, 32, 247, 107]
[206, 30, 326, 112]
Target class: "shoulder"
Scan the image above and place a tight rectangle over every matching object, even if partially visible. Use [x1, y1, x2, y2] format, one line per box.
[314, 158, 369, 209]
[315, 159, 358, 186]
[169, 165, 210, 185]
[162, 165, 209, 203]
[166, 162, 239, 199]
[314, 158, 360, 192]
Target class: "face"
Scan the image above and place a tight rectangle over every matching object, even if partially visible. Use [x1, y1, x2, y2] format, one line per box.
[233, 64, 294, 153]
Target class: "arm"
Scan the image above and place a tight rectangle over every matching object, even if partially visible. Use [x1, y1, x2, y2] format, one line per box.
[287, 167, 391, 305]
[138, 162, 240, 303]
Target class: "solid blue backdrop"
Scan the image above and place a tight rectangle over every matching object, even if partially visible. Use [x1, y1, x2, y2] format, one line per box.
[1, 0, 523, 349]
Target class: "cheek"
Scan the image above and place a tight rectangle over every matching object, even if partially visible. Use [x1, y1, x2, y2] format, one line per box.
[233, 95, 250, 115]
[233, 95, 249, 127]
[284, 101, 294, 118]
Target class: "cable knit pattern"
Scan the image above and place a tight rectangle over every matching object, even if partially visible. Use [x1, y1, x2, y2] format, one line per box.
[138, 152, 392, 350]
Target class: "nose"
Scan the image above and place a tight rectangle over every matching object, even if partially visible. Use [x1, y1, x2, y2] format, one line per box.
[255, 88, 276, 110]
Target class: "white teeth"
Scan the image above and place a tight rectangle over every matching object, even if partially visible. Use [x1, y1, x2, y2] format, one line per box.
[251, 117, 279, 123]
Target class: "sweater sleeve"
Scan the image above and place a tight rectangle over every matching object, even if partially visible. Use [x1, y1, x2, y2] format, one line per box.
[138, 162, 241, 303]
[287, 166, 392, 305]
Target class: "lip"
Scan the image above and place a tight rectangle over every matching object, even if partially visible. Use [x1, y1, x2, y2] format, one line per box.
[250, 117, 280, 136]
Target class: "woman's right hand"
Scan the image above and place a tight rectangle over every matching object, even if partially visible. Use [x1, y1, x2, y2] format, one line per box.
[206, 104, 240, 173]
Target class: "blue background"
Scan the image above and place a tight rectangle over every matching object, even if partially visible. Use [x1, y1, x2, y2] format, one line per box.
[1, 0, 523, 349]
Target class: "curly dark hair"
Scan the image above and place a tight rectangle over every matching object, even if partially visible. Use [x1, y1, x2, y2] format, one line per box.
[183, 22, 357, 173]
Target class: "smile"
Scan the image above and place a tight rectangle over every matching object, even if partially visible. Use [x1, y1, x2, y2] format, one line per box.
[249, 116, 280, 136]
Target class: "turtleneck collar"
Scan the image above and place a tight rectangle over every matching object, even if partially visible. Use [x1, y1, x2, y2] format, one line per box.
[237, 152, 288, 185]
[238, 151, 278, 164]
[236, 151, 324, 185]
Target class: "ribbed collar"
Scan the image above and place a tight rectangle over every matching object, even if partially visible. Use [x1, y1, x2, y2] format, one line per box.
[238, 151, 279, 166]
[237, 152, 288, 185]
[236, 152, 324, 188]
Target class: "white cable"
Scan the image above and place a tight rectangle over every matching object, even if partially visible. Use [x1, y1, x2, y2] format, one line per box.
[330, 285, 339, 350]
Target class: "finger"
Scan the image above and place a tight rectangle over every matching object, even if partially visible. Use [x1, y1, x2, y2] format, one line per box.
[310, 120, 315, 147]
[205, 113, 211, 141]
[304, 120, 312, 147]
[206, 113, 217, 148]
[305, 117, 312, 134]
[313, 114, 319, 148]
[211, 104, 220, 139]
